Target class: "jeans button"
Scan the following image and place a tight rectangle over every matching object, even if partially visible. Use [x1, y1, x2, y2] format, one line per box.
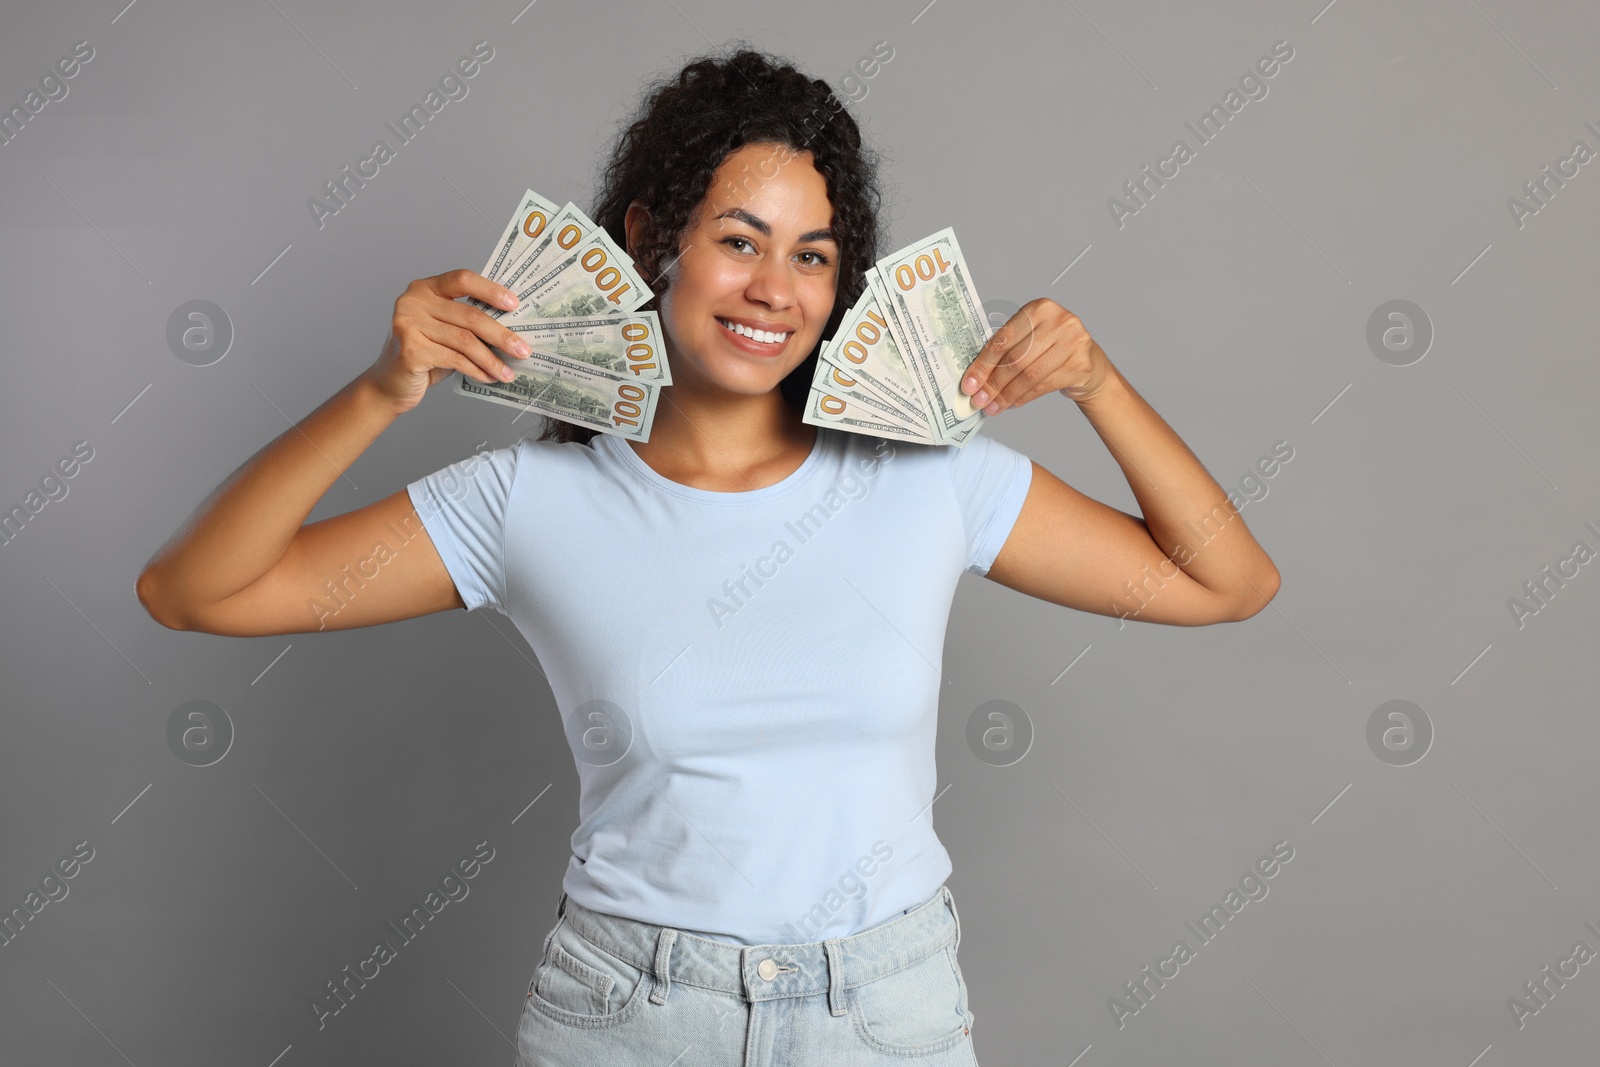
[757, 958, 778, 981]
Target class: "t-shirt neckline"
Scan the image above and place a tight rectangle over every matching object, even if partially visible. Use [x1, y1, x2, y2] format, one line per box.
[600, 427, 829, 504]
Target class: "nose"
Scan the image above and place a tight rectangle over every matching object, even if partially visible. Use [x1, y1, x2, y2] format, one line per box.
[744, 250, 796, 311]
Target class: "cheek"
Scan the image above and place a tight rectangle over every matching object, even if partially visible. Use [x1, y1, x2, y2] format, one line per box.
[677, 244, 745, 291]
[699, 259, 754, 297]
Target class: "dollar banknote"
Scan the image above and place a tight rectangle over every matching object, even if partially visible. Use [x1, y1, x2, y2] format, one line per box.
[868, 228, 991, 446]
[453, 356, 664, 442]
[802, 359, 934, 441]
[505, 311, 671, 385]
[469, 188, 561, 314]
[503, 226, 652, 322]
[816, 286, 930, 427]
[498, 204, 603, 305]
[803, 227, 993, 448]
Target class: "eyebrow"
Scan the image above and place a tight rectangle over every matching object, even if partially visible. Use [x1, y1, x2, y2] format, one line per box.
[714, 208, 837, 245]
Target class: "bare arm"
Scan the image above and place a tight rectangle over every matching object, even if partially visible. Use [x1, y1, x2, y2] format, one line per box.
[137, 268, 534, 636]
[962, 299, 1280, 625]
[986, 363, 1281, 624]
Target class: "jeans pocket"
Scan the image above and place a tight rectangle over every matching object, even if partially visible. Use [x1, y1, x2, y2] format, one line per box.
[849, 942, 973, 1056]
[526, 918, 650, 1028]
[536, 942, 614, 1015]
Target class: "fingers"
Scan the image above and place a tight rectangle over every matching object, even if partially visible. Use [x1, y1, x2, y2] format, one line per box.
[416, 317, 515, 383]
[986, 352, 1057, 412]
[962, 306, 1037, 412]
[429, 341, 502, 386]
[431, 268, 520, 312]
[984, 327, 1078, 412]
[432, 297, 533, 362]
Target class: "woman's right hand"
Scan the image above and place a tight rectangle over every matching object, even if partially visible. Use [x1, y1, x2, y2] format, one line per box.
[363, 268, 535, 416]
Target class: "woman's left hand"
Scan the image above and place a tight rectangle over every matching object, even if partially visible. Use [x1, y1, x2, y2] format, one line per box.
[960, 299, 1113, 414]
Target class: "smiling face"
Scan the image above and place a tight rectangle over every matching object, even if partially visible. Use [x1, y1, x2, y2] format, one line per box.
[642, 142, 840, 399]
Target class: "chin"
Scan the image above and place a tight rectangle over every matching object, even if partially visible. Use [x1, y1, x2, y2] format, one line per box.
[699, 336, 806, 390]
[710, 363, 794, 395]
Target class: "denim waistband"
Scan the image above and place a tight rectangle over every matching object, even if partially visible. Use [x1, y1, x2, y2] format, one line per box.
[549, 884, 962, 1016]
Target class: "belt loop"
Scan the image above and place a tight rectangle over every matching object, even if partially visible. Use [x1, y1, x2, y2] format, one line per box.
[943, 885, 961, 951]
[541, 914, 561, 959]
[649, 926, 678, 1005]
[824, 938, 847, 1017]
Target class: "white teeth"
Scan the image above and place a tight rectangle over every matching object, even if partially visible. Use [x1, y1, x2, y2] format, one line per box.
[719, 318, 787, 344]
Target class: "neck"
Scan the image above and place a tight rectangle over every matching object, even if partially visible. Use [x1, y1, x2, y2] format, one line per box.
[630, 382, 813, 473]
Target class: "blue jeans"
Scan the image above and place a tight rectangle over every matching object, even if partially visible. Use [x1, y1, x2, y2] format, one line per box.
[513, 883, 980, 1066]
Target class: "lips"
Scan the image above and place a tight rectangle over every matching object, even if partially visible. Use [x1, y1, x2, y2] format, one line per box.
[716, 317, 791, 346]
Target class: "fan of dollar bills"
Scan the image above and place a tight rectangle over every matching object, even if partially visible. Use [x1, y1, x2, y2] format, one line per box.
[800, 227, 993, 448]
[454, 189, 666, 441]
[456, 191, 993, 448]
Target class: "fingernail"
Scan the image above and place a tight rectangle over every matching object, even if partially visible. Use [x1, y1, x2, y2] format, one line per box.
[513, 339, 531, 357]
[500, 364, 514, 381]
[963, 376, 978, 394]
[973, 390, 989, 406]
[502, 292, 518, 309]
[985, 401, 1000, 415]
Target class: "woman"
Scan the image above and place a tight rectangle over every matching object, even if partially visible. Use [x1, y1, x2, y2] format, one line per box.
[137, 47, 1278, 1066]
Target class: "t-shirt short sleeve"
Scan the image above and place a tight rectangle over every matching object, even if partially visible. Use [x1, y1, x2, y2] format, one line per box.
[948, 431, 1034, 576]
[405, 441, 522, 613]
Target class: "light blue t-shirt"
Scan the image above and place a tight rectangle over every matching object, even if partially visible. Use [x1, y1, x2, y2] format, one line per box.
[407, 424, 1032, 944]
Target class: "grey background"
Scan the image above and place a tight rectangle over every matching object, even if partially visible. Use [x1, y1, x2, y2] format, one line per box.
[2, 0, 1597, 1064]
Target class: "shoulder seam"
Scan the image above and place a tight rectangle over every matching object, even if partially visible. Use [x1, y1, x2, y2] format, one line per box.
[971, 448, 1031, 576]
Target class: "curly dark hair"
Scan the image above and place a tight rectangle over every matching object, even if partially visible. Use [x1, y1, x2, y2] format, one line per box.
[534, 43, 885, 445]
